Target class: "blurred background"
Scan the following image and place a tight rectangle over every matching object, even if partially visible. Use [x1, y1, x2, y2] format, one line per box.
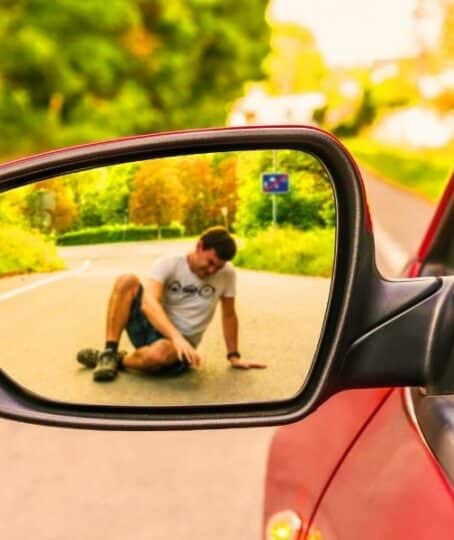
[0, 0, 452, 179]
[0, 0, 452, 277]
[0, 0, 452, 174]
[0, 1, 452, 539]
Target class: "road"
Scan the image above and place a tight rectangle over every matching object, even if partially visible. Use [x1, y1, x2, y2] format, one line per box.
[362, 168, 435, 277]
[0, 242, 330, 406]
[0, 168, 436, 540]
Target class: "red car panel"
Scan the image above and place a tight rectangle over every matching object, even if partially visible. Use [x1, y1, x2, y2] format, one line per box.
[307, 389, 454, 539]
[417, 172, 454, 264]
[263, 388, 390, 534]
[264, 172, 454, 540]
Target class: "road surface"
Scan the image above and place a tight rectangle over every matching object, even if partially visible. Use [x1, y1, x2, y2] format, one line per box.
[0, 241, 330, 405]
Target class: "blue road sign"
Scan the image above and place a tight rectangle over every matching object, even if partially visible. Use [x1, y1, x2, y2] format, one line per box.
[262, 173, 290, 193]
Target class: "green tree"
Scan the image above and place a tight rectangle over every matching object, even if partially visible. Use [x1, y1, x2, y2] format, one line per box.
[0, 186, 31, 227]
[73, 163, 137, 227]
[0, 0, 270, 156]
[234, 150, 333, 235]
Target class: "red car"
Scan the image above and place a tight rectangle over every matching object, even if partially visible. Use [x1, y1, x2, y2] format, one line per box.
[264, 170, 454, 540]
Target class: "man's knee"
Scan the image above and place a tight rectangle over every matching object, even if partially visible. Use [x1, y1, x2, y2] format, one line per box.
[114, 274, 140, 296]
[145, 341, 176, 368]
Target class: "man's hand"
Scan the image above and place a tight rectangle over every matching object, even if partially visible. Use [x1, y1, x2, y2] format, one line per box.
[229, 357, 267, 369]
[171, 335, 201, 367]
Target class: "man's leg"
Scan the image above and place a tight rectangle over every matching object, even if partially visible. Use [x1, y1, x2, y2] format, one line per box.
[105, 274, 141, 343]
[93, 274, 141, 381]
[123, 339, 182, 372]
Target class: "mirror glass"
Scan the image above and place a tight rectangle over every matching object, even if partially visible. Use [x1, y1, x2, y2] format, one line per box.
[0, 149, 335, 406]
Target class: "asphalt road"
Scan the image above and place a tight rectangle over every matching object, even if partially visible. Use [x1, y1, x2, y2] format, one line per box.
[0, 241, 330, 406]
[361, 167, 435, 277]
[0, 169, 437, 540]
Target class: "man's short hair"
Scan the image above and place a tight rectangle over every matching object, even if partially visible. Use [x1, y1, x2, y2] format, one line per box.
[200, 226, 236, 261]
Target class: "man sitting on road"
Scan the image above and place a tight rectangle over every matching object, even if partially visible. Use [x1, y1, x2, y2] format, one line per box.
[77, 226, 267, 381]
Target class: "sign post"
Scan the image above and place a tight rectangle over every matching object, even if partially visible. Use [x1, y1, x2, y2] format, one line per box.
[261, 172, 290, 226]
[261, 150, 290, 226]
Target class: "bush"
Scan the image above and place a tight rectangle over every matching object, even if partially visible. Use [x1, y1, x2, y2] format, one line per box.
[57, 223, 185, 246]
[234, 226, 335, 277]
[0, 225, 65, 276]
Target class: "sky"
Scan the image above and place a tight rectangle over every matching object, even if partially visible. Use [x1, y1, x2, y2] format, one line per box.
[269, 0, 442, 66]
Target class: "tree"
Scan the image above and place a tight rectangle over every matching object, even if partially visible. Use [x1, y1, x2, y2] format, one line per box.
[0, 186, 31, 227]
[0, 0, 270, 157]
[73, 163, 137, 227]
[27, 178, 78, 233]
[129, 159, 185, 229]
[234, 150, 333, 235]
[177, 154, 238, 235]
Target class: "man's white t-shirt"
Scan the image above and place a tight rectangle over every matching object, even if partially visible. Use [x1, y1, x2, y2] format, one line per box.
[149, 254, 236, 346]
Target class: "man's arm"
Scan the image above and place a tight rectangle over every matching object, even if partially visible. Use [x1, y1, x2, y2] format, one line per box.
[141, 279, 200, 366]
[220, 296, 239, 354]
[220, 296, 266, 369]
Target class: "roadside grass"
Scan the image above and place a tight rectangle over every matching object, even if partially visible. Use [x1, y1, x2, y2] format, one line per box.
[234, 226, 335, 277]
[343, 137, 453, 203]
[0, 225, 65, 276]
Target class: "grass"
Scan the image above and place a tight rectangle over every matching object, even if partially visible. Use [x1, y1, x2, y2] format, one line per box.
[0, 225, 65, 276]
[234, 226, 335, 278]
[343, 137, 453, 203]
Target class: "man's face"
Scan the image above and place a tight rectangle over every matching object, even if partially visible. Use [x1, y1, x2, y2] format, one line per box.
[193, 244, 226, 278]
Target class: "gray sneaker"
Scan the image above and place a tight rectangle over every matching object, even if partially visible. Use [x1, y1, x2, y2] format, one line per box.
[93, 350, 122, 382]
[77, 348, 100, 369]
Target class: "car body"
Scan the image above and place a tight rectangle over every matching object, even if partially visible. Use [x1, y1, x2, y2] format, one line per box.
[264, 171, 454, 539]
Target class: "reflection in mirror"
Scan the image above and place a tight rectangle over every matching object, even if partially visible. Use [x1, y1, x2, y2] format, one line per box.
[0, 149, 335, 406]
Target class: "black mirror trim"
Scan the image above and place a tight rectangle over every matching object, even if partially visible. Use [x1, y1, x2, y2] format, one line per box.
[0, 126, 449, 430]
[0, 126, 363, 428]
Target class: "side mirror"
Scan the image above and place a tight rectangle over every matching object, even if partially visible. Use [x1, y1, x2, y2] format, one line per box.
[0, 126, 452, 430]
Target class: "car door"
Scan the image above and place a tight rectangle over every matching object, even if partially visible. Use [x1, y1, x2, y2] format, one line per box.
[305, 171, 454, 540]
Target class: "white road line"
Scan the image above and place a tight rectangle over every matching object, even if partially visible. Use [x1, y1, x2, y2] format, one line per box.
[0, 260, 92, 302]
[373, 218, 409, 275]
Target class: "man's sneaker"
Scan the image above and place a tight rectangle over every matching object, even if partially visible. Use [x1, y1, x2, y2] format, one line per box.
[93, 350, 122, 382]
[77, 348, 100, 369]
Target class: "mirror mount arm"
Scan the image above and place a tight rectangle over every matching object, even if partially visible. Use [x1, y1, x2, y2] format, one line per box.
[338, 276, 454, 393]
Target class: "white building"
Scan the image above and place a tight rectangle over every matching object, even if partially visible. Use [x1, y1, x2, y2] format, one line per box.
[228, 87, 326, 126]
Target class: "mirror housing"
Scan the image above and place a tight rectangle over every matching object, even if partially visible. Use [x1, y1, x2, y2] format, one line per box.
[0, 126, 452, 430]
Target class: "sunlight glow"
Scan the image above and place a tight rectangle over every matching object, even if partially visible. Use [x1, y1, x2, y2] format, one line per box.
[269, 0, 440, 66]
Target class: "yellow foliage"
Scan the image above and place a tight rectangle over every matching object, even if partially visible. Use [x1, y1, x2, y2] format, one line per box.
[122, 26, 156, 58]
[32, 178, 78, 233]
[129, 160, 185, 226]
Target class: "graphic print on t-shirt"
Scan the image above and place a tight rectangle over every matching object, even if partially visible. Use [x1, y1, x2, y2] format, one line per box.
[167, 280, 216, 300]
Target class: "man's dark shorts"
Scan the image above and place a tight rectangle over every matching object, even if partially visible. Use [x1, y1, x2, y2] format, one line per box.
[126, 284, 190, 375]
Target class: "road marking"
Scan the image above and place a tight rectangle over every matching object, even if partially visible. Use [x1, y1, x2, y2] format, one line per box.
[373, 218, 409, 275]
[0, 260, 91, 302]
